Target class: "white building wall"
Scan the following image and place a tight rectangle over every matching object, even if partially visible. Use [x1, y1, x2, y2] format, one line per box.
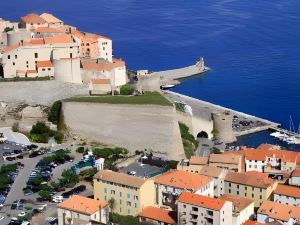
[54, 58, 82, 84]
[289, 177, 300, 187]
[245, 160, 265, 172]
[98, 37, 112, 62]
[233, 202, 254, 225]
[274, 193, 300, 207]
[194, 180, 214, 198]
[112, 66, 127, 87]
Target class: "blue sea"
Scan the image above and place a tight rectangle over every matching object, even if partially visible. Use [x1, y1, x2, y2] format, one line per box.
[1, 0, 299, 149]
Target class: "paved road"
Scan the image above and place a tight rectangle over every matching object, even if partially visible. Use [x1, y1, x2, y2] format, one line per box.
[0, 127, 31, 145]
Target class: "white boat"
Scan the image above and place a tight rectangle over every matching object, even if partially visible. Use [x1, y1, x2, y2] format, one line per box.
[160, 84, 175, 90]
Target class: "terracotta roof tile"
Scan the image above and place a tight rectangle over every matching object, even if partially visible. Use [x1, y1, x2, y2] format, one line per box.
[138, 207, 176, 224]
[292, 168, 300, 177]
[154, 170, 211, 190]
[199, 165, 224, 178]
[21, 13, 47, 24]
[274, 184, 300, 198]
[36, 60, 53, 68]
[35, 27, 62, 33]
[189, 156, 208, 165]
[81, 59, 125, 72]
[219, 194, 254, 212]
[94, 170, 147, 188]
[225, 171, 275, 189]
[243, 220, 265, 225]
[40, 13, 63, 24]
[58, 195, 108, 215]
[258, 200, 300, 222]
[178, 192, 226, 211]
[209, 153, 241, 165]
[44, 34, 73, 44]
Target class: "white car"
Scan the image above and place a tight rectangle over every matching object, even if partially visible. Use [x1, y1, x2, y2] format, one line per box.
[38, 204, 47, 212]
[18, 211, 26, 217]
[52, 195, 64, 203]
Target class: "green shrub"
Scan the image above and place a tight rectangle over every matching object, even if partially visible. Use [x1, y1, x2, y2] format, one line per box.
[54, 132, 63, 144]
[179, 122, 199, 159]
[76, 146, 85, 153]
[30, 122, 51, 143]
[48, 101, 62, 125]
[24, 205, 32, 211]
[120, 84, 135, 95]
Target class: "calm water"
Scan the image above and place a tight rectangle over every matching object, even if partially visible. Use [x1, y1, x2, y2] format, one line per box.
[1, 0, 300, 148]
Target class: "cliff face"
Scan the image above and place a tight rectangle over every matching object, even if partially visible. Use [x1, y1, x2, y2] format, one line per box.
[62, 102, 185, 160]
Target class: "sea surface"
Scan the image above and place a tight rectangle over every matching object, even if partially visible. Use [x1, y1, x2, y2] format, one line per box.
[1, 0, 299, 149]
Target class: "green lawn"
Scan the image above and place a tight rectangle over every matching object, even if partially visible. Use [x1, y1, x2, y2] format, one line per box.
[65, 92, 173, 106]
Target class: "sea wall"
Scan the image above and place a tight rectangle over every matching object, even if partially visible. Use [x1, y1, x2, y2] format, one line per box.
[62, 102, 185, 160]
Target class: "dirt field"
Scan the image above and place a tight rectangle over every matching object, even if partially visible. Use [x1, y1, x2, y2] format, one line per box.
[62, 102, 185, 160]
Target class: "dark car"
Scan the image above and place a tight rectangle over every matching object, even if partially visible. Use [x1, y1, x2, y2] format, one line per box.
[6, 157, 16, 161]
[11, 200, 18, 209]
[72, 185, 86, 193]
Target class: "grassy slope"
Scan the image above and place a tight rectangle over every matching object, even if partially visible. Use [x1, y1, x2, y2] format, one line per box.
[65, 91, 173, 106]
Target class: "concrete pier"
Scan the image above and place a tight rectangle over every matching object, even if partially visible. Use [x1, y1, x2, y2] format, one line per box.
[164, 91, 280, 140]
[149, 58, 209, 80]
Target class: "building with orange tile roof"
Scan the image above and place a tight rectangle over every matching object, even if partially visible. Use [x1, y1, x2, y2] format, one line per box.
[72, 30, 112, 61]
[34, 27, 64, 38]
[289, 168, 300, 187]
[40, 13, 63, 28]
[257, 200, 300, 225]
[93, 170, 155, 216]
[273, 184, 300, 207]
[138, 206, 176, 225]
[209, 153, 244, 172]
[57, 195, 109, 225]
[219, 194, 255, 225]
[242, 147, 300, 174]
[81, 58, 127, 88]
[154, 170, 213, 209]
[177, 192, 233, 225]
[36, 60, 54, 77]
[225, 172, 278, 207]
[243, 220, 265, 225]
[89, 78, 112, 94]
[20, 13, 48, 30]
[177, 156, 209, 173]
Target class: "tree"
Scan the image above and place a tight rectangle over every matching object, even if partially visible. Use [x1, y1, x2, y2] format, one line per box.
[38, 190, 51, 201]
[212, 147, 221, 154]
[4, 27, 13, 33]
[211, 128, 219, 137]
[48, 101, 62, 125]
[61, 169, 79, 188]
[120, 84, 135, 95]
[50, 181, 60, 190]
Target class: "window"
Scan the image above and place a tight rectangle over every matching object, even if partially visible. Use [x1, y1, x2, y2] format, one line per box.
[229, 189, 231, 194]
[120, 192, 122, 197]
[111, 190, 115, 195]
[13, 62, 15, 66]
[237, 191, 239, 195]
[134, 195, 138, 200]
[252, 194, 254, 198]
[192, 207, 198, 212]
[120, 207, 122, 213]
[260, 195, 262, 199]
[237, 184, 239, 188]
[260, 188, 262, 192]
[127, 193, 130, 199]
[34, 53, 38, 58]
[120, 199, 122, 204]
[104, 196, 107, 200]
[134, 203, 137, 208]
[8, 55, 10, 59]
[15, 55, 17, 59]
[229, 183, 231, 187]
[104, 188, 107, 193]
[183, 204, 186, 208]
[70, 53, 73, 58]
[48, 68, 51, 71]
[127, 201, 131, 206]
[128, 209, 131, 215]
[42, 68, 45, 71]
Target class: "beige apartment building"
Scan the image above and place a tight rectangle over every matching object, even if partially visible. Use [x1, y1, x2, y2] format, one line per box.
[93, 170, 155, 216]
[40, 13, 63, 28]
[209, 153, 244, 173]
[177, 192, 233, 225]
[224, 172, 278, 208]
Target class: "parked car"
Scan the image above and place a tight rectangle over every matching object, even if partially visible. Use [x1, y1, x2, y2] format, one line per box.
[11, 200, 18, 209]
[52, 195, 64, 203]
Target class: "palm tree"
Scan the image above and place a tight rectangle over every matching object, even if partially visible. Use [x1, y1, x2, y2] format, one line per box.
[108, 197, 116, 222]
